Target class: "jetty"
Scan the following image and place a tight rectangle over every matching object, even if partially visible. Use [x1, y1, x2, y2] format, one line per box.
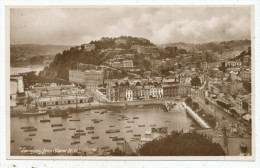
[182, 102, 210, 129]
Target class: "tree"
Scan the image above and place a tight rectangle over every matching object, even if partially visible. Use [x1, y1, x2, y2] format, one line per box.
[103, 83, 108, 88]
[125, 81, 130, 87]
[190, 77, 201, 88]
[185, 97, 193, 107]
[136, 82, 141, 86]
[115, 82, 119, 87]
[192, 102, 200, 112]
[138, 131, 225, 156]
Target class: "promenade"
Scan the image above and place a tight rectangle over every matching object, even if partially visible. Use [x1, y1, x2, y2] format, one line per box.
[182, 102, 211, 129]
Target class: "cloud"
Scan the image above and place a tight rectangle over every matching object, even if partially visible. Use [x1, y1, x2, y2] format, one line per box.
[10, 7, 251, 45]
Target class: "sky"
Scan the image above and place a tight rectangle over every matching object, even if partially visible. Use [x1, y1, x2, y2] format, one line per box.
[10, 7, 251, 45]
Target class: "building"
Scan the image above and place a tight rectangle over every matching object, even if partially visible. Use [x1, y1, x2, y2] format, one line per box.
[240, 69, 251, 82]
[82, 44, 96, 51]
[106, 86, 129, 102]
[115, 38, 127, 45]
[35, 95, 89, 107]
[110, 62, 121, 68]
[143, 71, 151, 78]
[32, 84, 76, 97]
[150, 87, 163, 98]
[163, 84, 191, 98]
[69, 70, 85, 84]
[243, 55, 250, 65]
[235, 94, 251, 115]
[224, 61, 242, 67]
[10, 75, 24, 93]
[122, 60, 134, 68]
[69, 69, 104, 88]
[126, 89, 133, 101]
[200, 61, 209, 71]
[131, 45, 158, 54]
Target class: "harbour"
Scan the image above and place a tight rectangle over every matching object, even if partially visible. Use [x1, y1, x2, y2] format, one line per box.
[11, 103, 194, 156]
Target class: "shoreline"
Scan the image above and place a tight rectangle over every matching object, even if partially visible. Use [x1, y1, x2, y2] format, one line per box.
[11, 99, 170, 117]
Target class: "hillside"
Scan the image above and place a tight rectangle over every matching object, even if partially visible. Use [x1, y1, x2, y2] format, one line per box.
[160, 39, 251, 52]
[38, 37, 251, 82]
[10, 44, 72, 67]
[39, 36, 155, 81]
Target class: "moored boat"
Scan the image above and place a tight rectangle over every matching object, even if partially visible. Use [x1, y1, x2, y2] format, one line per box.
[20, 146, 34, 150]
[75, 132, 86, 136]
[91, 136, 99, 139]
[69, 119, 80, 121]
[24, 128, 37, 132]
[109, 125, 115, 127]
[69, 128, 76, 130]
[127, 120, 134, 123]
[71, 135, 80, 139]
[106, 129, 120, 133]
[86, 126, 94, 130]
[21, 110, 47, 117]
[53, 128, 65, 132]
[24, 138, 32, 141]
[40, 119, 50, 123]
[112, 137, 124, 141]
[133, 117, 139, 119]
[138, 125, 145, 127]
[109, 135, 117, 138]
[20, 126, 34, 129]
[71, 141, 80, 145]
[42, 139, 51, 142]
[126, 130, 133, 133]
[88, 131, 94, 134]
[86, 140, 95, 144]
[49, 113, 68, 118]
[51, 124, 63, 127]
[28, 134, 36, 136]
[76, 130, 84, 132]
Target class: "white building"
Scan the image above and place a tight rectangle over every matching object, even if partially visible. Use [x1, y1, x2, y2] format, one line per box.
[126, 89, 133, 101]
[150, 87, 163, 98]
[10, 76, 24, 93]
[122, 60, 134, 68]
[225, 61, 242, 67]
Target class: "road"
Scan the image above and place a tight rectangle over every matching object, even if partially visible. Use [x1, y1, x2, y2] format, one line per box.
[192, 88, 248, 133]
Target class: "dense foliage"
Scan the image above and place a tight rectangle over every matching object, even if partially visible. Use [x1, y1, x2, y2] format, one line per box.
[40, 36, 155, 81]
[190, 76, 202, 87]
[138, 131, 225, 156]
[22, 71, 69, 89]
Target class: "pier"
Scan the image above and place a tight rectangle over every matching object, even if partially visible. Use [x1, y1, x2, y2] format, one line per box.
[182, 102, 211, 129]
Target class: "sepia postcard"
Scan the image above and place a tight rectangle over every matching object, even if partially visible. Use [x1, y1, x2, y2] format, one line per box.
[5, 5, 255, 160]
